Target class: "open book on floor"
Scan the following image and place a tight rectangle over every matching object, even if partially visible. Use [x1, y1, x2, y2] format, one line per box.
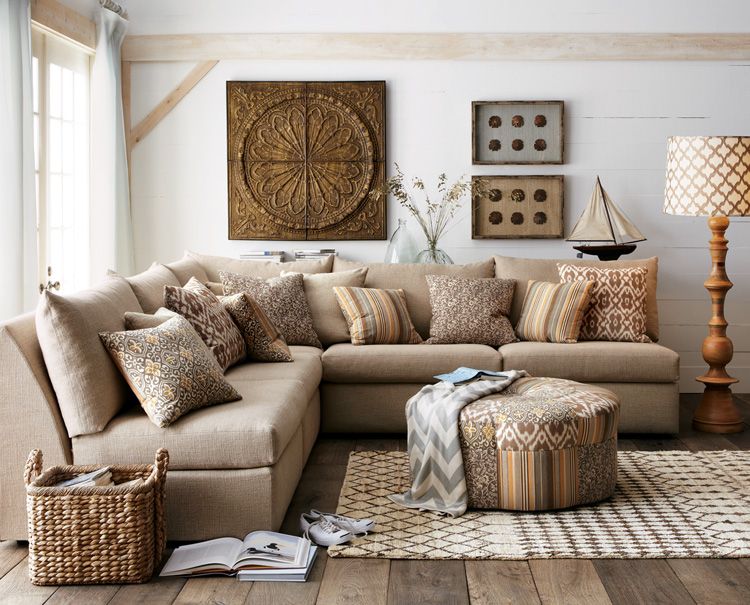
[160, 531, 311, 578]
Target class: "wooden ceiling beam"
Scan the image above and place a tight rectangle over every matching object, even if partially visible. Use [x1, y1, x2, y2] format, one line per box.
[31, 0, 96, 52]
[121, 32, 750, 62]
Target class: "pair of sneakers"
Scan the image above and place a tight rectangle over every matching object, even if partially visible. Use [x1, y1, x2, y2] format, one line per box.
[299, 509, 376, 547]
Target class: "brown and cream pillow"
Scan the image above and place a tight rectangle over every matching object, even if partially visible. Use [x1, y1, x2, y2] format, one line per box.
[99, 315, 242, 428]
[515, 280, 594, 343]
[558, 264, 651, 343]
[163, 277, 246, 370]
[222, 293, 293, 362]
[219, 271, 322, 348]
[426, 275, 516, 346]
[333, 286, 423, 345]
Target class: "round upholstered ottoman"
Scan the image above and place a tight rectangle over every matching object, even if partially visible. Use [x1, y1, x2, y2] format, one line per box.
[458, 377, 619, 511]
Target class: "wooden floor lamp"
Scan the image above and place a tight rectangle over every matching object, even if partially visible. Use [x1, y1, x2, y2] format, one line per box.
[664, 136, 750, 433]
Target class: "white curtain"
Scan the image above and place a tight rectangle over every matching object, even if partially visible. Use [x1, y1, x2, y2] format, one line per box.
[90, 6, 134, 279]
[0, 0, 38, 320]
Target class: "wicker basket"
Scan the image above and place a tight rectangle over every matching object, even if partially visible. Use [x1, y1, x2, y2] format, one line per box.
[25, 448, 169, 585]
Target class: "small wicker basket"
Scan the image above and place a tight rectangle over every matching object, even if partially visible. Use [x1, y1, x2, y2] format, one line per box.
[24, 448, 169, 585]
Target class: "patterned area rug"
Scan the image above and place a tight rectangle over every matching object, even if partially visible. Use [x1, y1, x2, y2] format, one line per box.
[328, 450, 750, 559]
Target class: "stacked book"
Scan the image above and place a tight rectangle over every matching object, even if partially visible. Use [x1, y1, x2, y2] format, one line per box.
[293, 249, 337, 261]
[239, 251, 285, 263]
[160, 531, 317, 583]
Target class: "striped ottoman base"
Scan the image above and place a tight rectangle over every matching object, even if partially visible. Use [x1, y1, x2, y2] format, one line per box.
[459, 377, 620, 511]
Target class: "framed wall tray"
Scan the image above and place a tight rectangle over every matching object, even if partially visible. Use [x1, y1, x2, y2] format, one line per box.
[227, 81, 386, 240]
[472, 175, 564, 239]
[472, 100, 564, 164]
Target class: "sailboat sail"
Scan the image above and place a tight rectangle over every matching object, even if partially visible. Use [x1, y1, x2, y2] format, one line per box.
[567, 178, 646, 244]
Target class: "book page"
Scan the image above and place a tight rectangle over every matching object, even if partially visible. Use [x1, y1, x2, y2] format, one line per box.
[160, 538, 243, 576]
[236, 531, 302, 566]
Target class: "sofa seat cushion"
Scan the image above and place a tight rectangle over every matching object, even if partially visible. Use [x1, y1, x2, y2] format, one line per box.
[224, 346, 322, 402]
[499, 341, 679, 383]
[72, 378, 310, 470]
[322, 343, 502, 383]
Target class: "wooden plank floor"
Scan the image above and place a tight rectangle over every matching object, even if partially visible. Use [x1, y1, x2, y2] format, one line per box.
[1, 394, 749, 605]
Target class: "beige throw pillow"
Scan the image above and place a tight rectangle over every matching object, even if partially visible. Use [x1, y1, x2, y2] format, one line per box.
[333, 286, 423, 345]
[426, 275, 516, 346]
[35, 275, 143, 437]
[219, 271, 322, 348]
[558, 264, 652, 343]
[163, 277, 246, 370]
[124, 307, 179, 330]
[113, 263, 181, 314]
[100, 316, 242, 428]
[222, 293, 293, 362]
[280, 268, 368, 346]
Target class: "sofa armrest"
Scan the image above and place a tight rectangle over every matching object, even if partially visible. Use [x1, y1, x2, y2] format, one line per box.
[0, 313, 71, 540]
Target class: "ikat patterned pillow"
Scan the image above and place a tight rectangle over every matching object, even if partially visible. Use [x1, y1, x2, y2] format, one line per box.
[221, 293, 293, 362]
[99, 316, 241, 428]
[163, 277, 246, 370]
[558, 265, 651, 343]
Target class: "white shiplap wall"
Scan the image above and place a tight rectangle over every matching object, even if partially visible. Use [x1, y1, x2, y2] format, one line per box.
[120, 1, 750, 393]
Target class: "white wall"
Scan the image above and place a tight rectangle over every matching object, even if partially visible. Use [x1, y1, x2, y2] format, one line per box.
[120, 1, 750, 392]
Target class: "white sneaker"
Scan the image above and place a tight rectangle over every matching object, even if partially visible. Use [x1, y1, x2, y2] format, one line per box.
[305, 509, 376, 536]
[300, 513, 354, 547]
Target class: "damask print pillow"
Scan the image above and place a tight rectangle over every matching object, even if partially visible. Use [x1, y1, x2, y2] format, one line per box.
[221, 293, 293, 362]
[557, 264, 651, 343]
[219, 271, 322, 348]
[163, 277, 246, 370]
[426, 275, 516, 346]
[99, 316, 242, 428]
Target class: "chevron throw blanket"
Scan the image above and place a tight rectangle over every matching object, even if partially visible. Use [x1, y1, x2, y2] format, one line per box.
[390, 370, 528, 517]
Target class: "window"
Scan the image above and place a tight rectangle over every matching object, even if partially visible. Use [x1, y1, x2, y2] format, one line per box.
[32, 29, 91, 293]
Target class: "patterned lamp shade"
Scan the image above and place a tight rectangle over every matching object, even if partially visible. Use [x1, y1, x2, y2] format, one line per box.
[664, 136, 750, 216]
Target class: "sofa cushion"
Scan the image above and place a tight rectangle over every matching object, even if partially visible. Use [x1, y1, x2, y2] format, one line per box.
[220, 272, 322, 348]
[426, 275, 516, 346]
[322, 343, 502, 383]
[515, 280, 594, 343]
[35, 276, 143, 437]
[225, 345, 322, 403]
[281, 268, 368, 346]
[121, 263, 181, 314]
[333, 258, 495, 339]
[499, 341, 679, 383]
[164, 253, 210, 285]
[494, 255, 659, 341]
[164, 278, 247, 370]
[187, 250, 333, 282]
[124, 308, 178, 330]
[333, 286, 423, 345]
[221, 293, 293, 362]
[71, 378, 310, 470]
[99, 316, 242, 428]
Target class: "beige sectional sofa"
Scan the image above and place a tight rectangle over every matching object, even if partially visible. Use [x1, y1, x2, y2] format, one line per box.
[0, 252, 679, 542]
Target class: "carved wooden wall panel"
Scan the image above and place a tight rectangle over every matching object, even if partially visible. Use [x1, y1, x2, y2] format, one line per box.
[227, 81, 386, 240]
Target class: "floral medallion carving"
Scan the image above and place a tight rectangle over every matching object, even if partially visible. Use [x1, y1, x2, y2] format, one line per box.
[227, 81, 386, 240]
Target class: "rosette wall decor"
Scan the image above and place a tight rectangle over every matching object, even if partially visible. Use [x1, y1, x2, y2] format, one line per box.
[227, 81, 386, 240]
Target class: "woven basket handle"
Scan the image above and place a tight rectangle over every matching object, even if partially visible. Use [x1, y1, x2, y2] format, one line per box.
[24, 449, 43, 486]
[151, 448, 169, 482]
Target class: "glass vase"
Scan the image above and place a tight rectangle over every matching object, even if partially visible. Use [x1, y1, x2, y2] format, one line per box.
[384, 218, 419, 263]
[416, 243, 454, 264]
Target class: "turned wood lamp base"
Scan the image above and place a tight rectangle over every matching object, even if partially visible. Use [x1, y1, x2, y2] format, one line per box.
[693, 215, 744, 433]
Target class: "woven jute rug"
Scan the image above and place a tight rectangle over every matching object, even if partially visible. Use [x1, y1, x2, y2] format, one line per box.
[327, 450, 750, 559]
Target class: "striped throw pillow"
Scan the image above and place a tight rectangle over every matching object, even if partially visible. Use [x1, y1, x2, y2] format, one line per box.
[333, 287, 423, 345]
[515, 280, 594, 343]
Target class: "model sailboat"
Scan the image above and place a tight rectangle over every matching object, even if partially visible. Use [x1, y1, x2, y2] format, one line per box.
[567, 177, 646, 261]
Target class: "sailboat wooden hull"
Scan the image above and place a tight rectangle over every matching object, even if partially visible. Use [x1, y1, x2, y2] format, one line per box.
[573, 243, 638, 261]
